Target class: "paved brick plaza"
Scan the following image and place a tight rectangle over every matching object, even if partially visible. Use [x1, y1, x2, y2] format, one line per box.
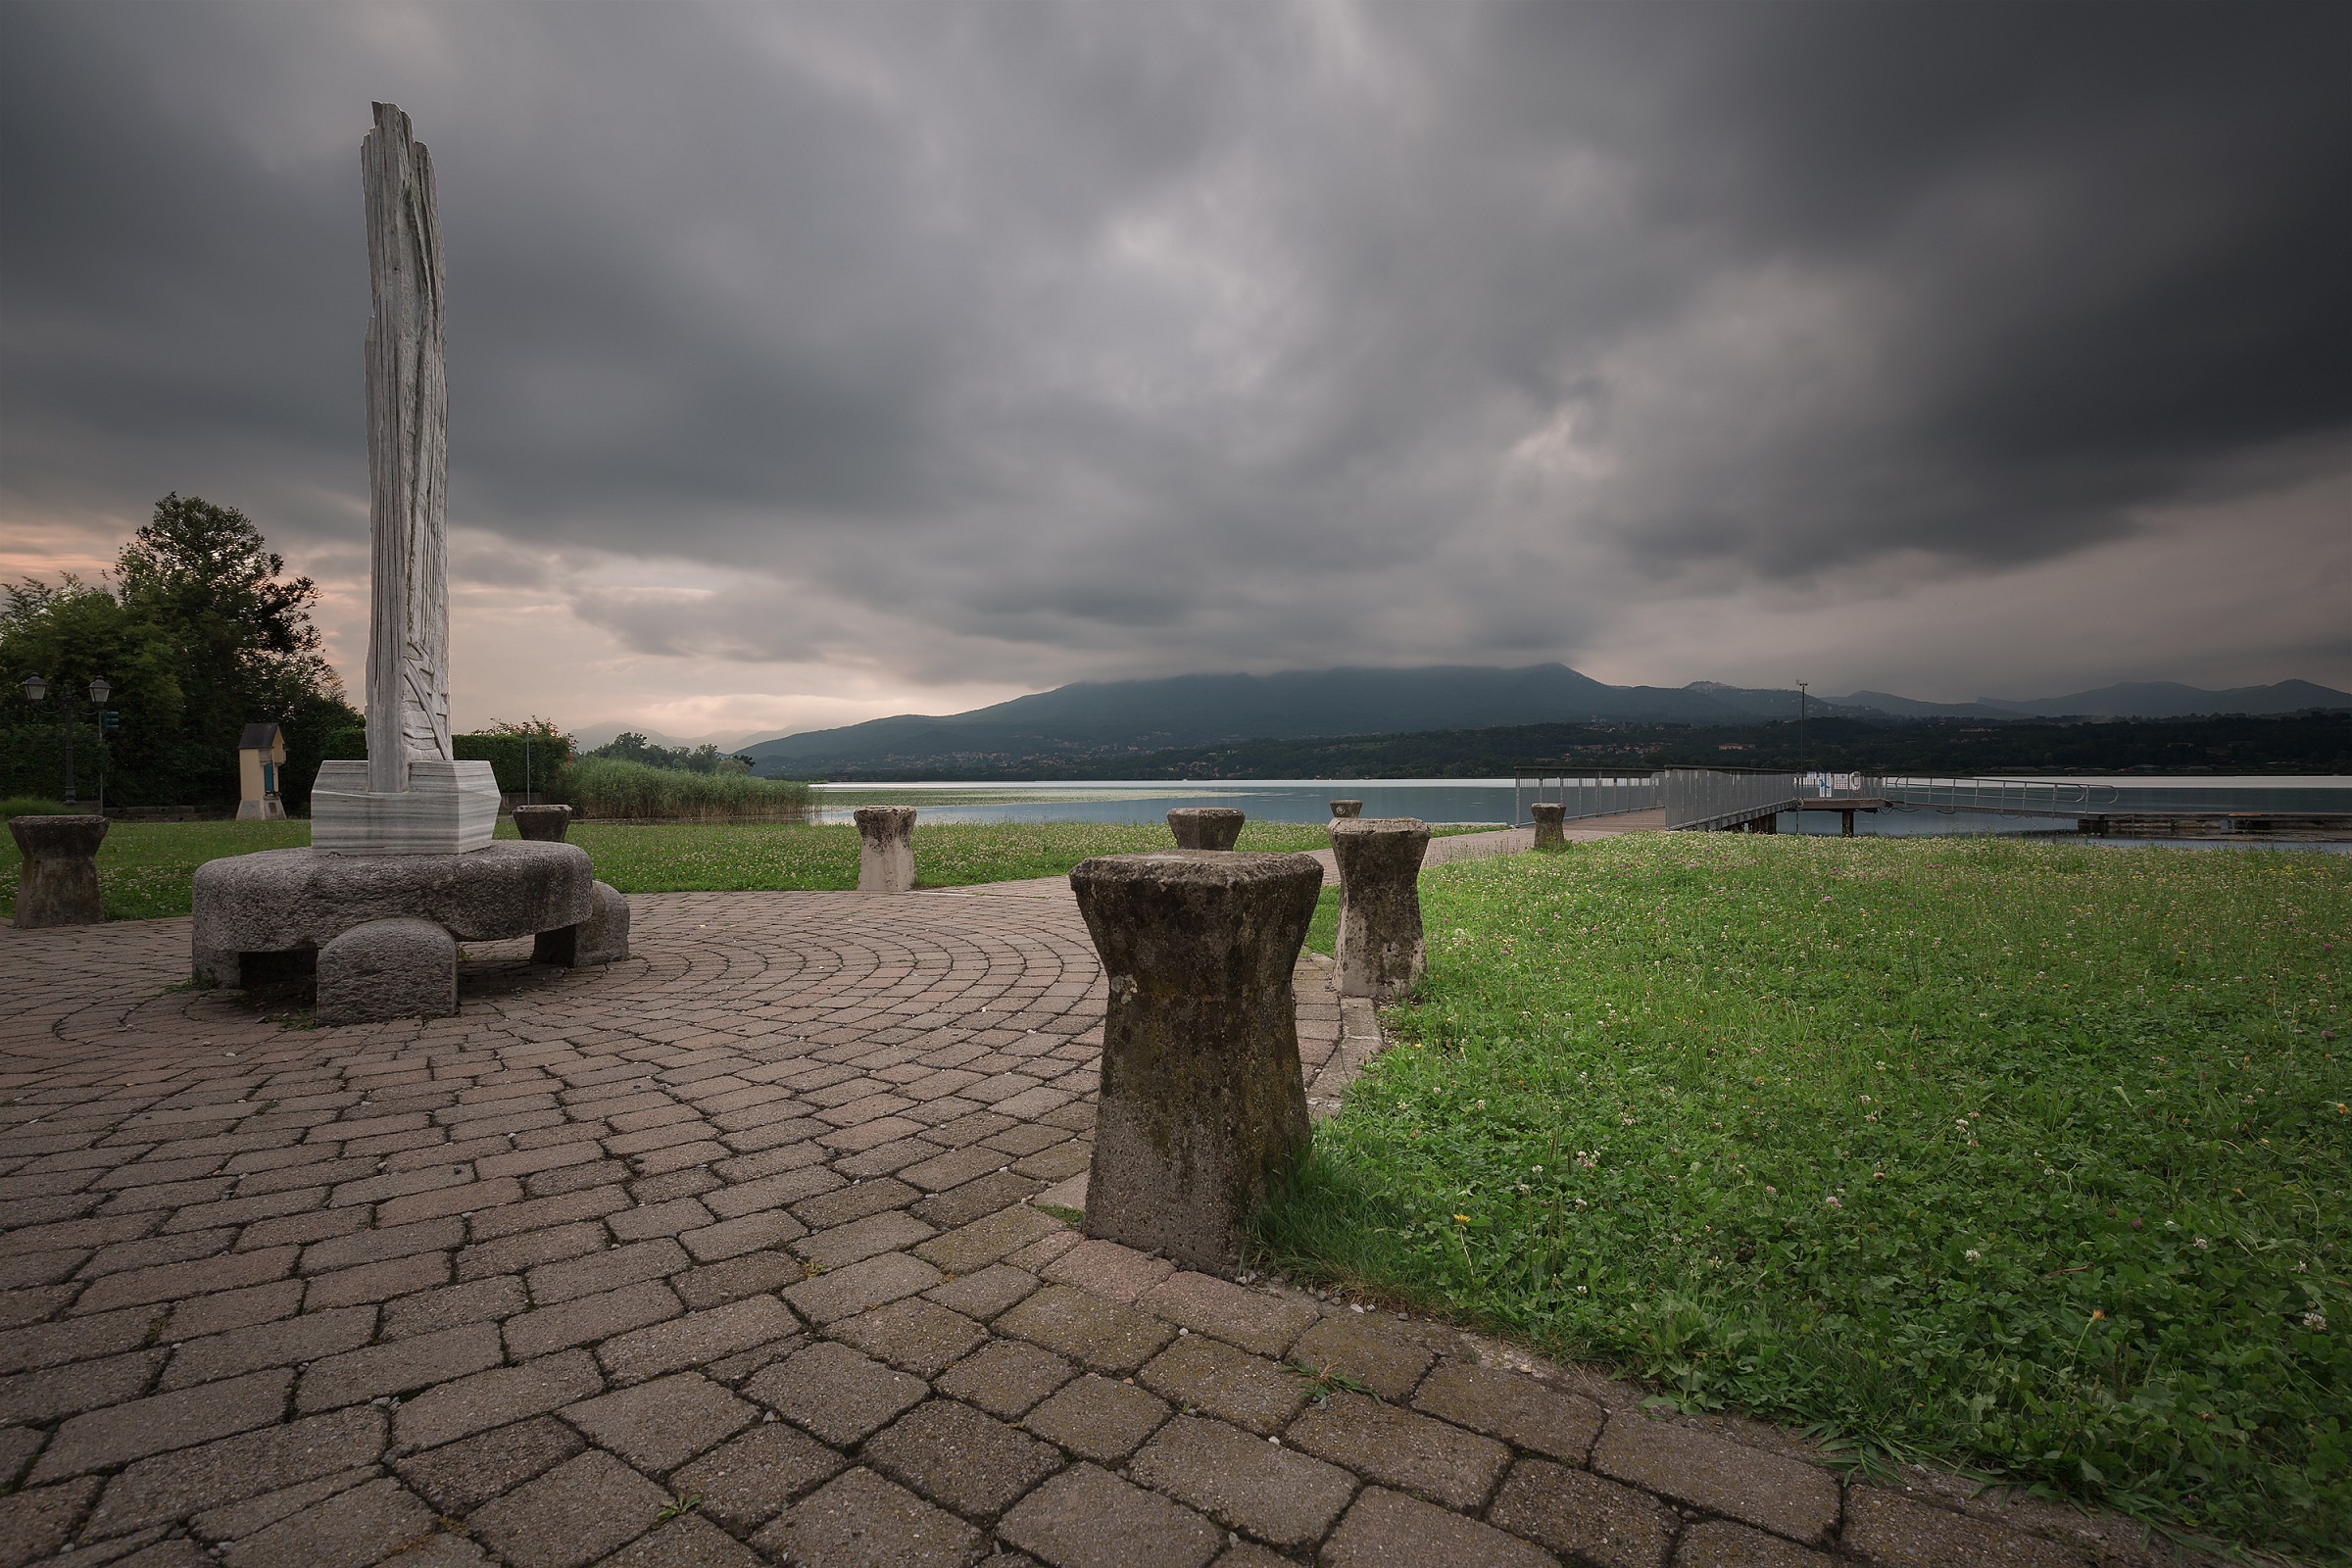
[3, 878, 2203, 1566]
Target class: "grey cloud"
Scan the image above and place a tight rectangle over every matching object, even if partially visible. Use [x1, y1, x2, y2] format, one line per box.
[4, 0, 2348, 694]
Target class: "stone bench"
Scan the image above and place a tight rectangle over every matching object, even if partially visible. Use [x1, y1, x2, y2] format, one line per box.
[1166, 807, 1245, 851]
[856, 807, 917, 893]
[10, 814, 107, 928]
[1330, 817, 1429, 1001]
[190, 842, 627, 1023]
[1069, 849, 1323, 1269]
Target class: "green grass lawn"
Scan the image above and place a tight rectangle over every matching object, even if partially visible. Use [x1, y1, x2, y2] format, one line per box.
[1257, 834, 2351, 1560]
[0, 817, 1348, 918]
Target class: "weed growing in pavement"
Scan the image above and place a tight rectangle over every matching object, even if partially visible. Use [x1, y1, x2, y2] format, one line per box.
[1254, 833, 2351, 1559]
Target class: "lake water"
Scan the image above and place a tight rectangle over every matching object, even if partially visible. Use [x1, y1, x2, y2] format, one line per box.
[810, 774, 2351, 845]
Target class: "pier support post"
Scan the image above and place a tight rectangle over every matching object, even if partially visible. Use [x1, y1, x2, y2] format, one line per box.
[855, 807, 917, 892]
[1331, 817, 1430, 1001]
[1069, 850, 1322, 1269]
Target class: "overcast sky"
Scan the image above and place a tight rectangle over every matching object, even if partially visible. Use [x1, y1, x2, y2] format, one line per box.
[5, 1, 2349, 743]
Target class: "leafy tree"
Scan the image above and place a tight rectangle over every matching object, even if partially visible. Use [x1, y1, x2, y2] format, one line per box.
[1, 495, 359, 808]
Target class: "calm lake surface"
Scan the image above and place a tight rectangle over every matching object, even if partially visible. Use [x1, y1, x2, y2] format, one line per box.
[809, 774, 2352, 844]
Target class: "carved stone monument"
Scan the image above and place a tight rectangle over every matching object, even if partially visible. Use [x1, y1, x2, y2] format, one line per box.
[1531, 802, 1566, 850]
[10, 815, 107, 929]
[1328, 800, 1363, 819]
[188, 104, 621, 1022]
[1070, 850, 1322, 1269]
[312, 103, 500, 853]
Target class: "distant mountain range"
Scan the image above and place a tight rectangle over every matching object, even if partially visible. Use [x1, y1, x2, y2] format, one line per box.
[732, 665, 2350, 774]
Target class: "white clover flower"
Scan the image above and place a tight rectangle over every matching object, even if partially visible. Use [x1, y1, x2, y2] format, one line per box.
[2193, 1237, 2209, 1250]
[2305, 1312, 2328, 1333]
[1964, 1249, 1981, 1263]
[1824, 1196, 1843, 1210]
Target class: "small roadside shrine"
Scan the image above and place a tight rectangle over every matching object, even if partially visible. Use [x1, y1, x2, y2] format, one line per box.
[235, 722, 286, 820]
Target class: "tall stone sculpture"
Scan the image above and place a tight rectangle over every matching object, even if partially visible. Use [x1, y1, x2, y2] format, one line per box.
[311, 103, 499, 855]
[188, 102, 622, 1025]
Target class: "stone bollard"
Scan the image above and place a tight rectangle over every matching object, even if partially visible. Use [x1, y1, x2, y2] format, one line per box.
[318, 917, 457, 1024]
[1330, 817, 1429, 1001]
[10, 815, 108, 928]
[855, 807, 917, 893]
[513, 805, 572, 842]
[1328, 800, 1363, 819]
[1069, 850, 1323, 1270]
[533, 881, 631, 967]
[1166, 808, 1245, 851]
[1531, 802, 1566, 850]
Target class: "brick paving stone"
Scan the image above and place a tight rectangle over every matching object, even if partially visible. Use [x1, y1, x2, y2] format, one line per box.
[458, 1220, 609, 1281]
[595, 1513, 762, 1568]
[161, 1303, 376, 1389]
[505, 1279, 682, 1359]
[753, 1466, 986, 1568]
[1487, 1458, 1677, 1568]
[561, 1371, 757, 1471]
[913, 1170, 1044, 1229]
[794, 1210, 939, 1269]
[0, 1477, 100, 1566]
[85, 1406, 387, 1536]
[863, 1396, 1066, 1520]
[792, 1176, 922, 1227]
[526, 1239, 689, 1305]
[302, 1250, 451, 1311]
[382, 1274, 529, 1340]
[784, 1250, 945, 1323]
[1286, 1393, 1512, 1512]
[1671, 1521, 1838, 1568]
[1209, 1547, 1289, 1568]
[914, 1204, 1063, 1274]
[31, 1367, 290, 1481]
[1290, 1314, 1437, 1400]
[1141, 1333, 1311, 1435]
[924, 1262, 1040, 1322]
[1137, 1273, 1318, 1357]
[0, 1304, 160, 1377]
[900, 1145, 1013, 1194]
[0, 1348, 164, 1425]
[1590, 1414, 1841, 1547]
[679, 1209, 808, 1263]
[1128, 1414, 1357, 1551]
[395, 1416, 587, 1514]
[186, 1466, 376, 1544]
[829, 1297, 988, 1378]
[997, 1284, 1175, 1374]
[672, 1252, 805, 1310]
[73, 1245, 297, 1314]
[745, 1340, 927, 1446]
[1042, 1239, 1175, 1302]
[997, 1462, 1222, 1568]
[596, 1294, 802, 1384]
[1011, 1141, 1092, 1182]
[296, 1320, 502, 1410]
[394, 1349, 605, 1452]
[1413, 1362, 1605, 1465]
[935, 1337, 1075, 1418]
[469, 1449, 670, 1568]
[1839, 1488, 2084, 1568]
[671, 1422, 848, 1532]
[1020, 1373, 1170, 1462]
[216, 1475, 435, 1568]
[1322, 1486, 1558, 1568]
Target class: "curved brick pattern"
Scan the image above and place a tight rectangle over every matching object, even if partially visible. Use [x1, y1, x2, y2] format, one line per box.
[0, 882, 2190, 1566]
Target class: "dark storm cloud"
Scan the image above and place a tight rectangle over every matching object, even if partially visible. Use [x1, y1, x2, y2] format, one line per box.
[5, 0, 2348, 687]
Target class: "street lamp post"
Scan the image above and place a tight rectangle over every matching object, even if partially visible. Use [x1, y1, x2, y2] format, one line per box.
[21, 674, 113, 807]
[1795, 680, 1809, 779]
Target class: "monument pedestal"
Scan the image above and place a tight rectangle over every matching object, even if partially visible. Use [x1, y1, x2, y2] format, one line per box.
[191, 841, 626, 1022]
[311, 759, 500, 855]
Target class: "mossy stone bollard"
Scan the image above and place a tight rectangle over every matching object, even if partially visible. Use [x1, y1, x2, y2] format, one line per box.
[855, 806, 917, 893]
[513, 805, 572, 842]
[1531, 802, 1566, 850]
[1328, 800, 1363, 819]
[10, 815, 108, 928]
[1331, 817, 1429, 1001]
[1166, 808, 1245, 850]
[1069, 850, 1323, 1270]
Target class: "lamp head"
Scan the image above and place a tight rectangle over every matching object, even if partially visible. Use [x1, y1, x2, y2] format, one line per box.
[87, 676, 111, 705]
[21, 673, 44, 703]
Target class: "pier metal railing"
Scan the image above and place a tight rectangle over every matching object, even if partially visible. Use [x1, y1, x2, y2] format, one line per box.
[1658, 766, 1805, 830]
[1879, 775, 2122, 817]
[1511, 771, 1660, 828]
